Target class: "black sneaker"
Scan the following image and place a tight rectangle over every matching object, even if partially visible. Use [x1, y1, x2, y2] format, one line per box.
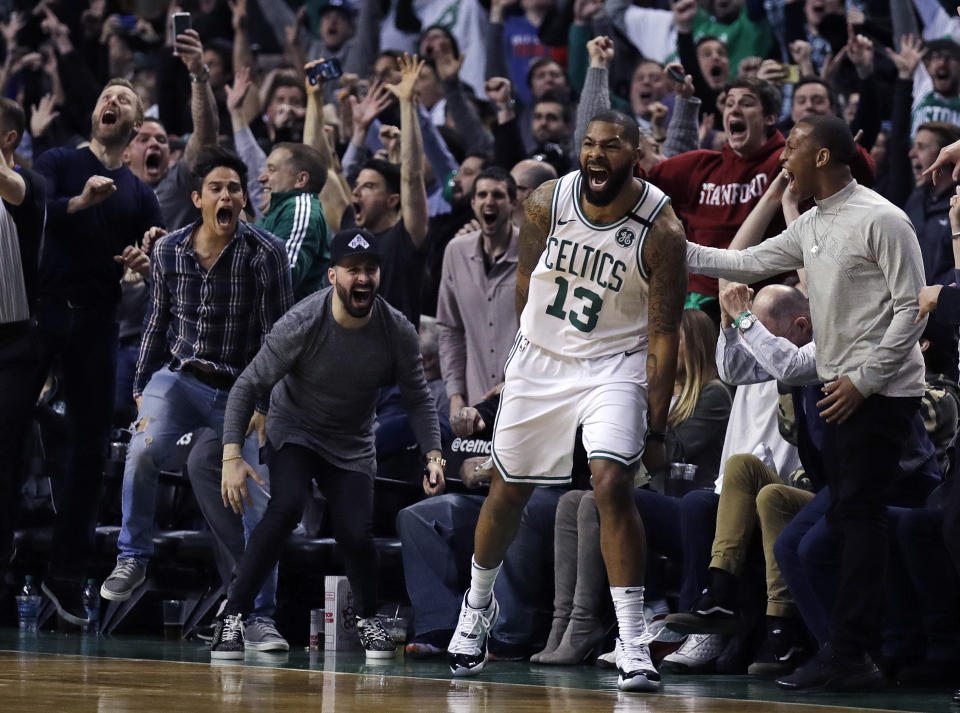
[776, 644, 885, 692]
[41, 576, 89, 627]
[211, 614, 245, 660]
[664, 588, 739, 635]
[356, 616, 397, 659]
[748, 626, 810, 677]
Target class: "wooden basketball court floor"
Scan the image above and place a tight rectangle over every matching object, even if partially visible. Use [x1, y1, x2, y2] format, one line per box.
[0, 631, 951, 713]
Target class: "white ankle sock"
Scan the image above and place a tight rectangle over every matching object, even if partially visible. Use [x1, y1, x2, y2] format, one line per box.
[466, 556, 501, 609]
[611, 585, 646, 643]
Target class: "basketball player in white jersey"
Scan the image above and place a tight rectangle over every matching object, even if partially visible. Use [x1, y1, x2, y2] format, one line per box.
[447, 110, 687, 692]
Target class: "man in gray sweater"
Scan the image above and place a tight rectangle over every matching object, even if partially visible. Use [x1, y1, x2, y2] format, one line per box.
[211, 228, 445, 661]
[686, 114, 926, 692]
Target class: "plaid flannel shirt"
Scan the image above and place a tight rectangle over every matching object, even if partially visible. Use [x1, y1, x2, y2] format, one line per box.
[134, 220, 293, 406]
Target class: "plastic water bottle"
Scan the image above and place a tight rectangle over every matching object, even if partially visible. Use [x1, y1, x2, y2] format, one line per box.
[16, 575, 42, 632]
[82, 578, 100, 634]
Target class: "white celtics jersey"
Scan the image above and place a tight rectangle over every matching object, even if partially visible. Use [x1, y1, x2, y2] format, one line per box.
[520, 170, 670, 358]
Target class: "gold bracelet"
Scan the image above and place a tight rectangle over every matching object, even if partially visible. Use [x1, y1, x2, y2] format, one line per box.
[222, 455, 243, 463]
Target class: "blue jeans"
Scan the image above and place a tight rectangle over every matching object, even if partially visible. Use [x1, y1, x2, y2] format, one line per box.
[774, 487, 835, 646]
[186, 428, 277, 618]
[117, 367, 231, 561]
[396, 488, 561, 646]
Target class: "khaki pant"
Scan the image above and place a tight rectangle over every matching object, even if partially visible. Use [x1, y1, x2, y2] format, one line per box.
[710, 454, 814, 617]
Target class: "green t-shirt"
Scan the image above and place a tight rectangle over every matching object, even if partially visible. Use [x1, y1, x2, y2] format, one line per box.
[691, 6, 775, 78]
[911, 92, 960, 138]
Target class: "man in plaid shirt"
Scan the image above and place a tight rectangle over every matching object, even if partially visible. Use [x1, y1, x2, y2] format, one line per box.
[101, 146, 293, 602]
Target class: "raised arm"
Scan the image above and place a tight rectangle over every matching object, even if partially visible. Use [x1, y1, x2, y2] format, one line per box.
[302, 61, 351, 233]
[662, 64, 700, 157]
[385, 54, 430, 248]
[226, 68, 267, 217]
[515, 179, 557, 318]
[177, 30, 219, 170]
[437, 51, 494, 155]
[575, 36, 613, 154]
[729, 170, 790, 252]
[231, 0, 261, 127]
[642, 204, 688, 472]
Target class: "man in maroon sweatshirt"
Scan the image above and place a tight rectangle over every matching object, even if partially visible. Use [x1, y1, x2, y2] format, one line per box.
[645, 77, 873, 320]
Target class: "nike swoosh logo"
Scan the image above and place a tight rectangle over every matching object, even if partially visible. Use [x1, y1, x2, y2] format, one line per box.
[624, 588, 643, 594]
[557, 217, 574, 225]
[625, 347, 644, 356]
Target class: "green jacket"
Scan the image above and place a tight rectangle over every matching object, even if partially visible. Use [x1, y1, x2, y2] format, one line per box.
[257, 189, 330, 301]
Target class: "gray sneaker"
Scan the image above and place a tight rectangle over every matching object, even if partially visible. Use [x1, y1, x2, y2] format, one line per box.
[244, 616, 290, 652]
[100, 558, 146, 601]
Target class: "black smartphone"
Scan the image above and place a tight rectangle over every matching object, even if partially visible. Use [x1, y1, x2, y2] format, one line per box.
[171, 12, 191, 54]
[667, 65, 686, 84]
[307, 57, 343, 85]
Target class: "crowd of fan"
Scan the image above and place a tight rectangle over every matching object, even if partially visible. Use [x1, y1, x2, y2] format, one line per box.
[3, 0, 960, 699]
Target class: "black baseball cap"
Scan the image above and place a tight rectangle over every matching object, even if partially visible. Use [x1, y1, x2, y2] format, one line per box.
[331, 228, 380, 265]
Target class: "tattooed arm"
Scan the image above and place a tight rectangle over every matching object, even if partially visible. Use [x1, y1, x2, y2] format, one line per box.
[516, 180, 557, 319]
[642, 202, 688, 472]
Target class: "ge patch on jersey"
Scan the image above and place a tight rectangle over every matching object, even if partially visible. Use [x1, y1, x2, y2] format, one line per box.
[615, 227, 636, 248]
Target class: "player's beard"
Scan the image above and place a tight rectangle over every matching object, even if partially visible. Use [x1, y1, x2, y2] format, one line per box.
[579, 159, 634, 207]
[335, 277, 378, 318]
[93, 115, 136, 149]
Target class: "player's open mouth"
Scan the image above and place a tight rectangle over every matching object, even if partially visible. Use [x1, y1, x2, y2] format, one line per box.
[352, 287, 372, 306]
[587, 166, 609, 191]
[145, 152, 163, 174]
[638, 89, 653, 102]
[216, 206, 233, 228]
[101, 110, 117, 126]
[727, 119, 747, 139]
[709, 65, 725, 80]
[482, 209, 498, 226]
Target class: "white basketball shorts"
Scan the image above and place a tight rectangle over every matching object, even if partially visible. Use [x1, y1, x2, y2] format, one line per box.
[491, 333, 649, 486]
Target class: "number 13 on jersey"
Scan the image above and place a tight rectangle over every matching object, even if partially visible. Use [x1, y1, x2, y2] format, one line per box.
[545, 275, 603, 333]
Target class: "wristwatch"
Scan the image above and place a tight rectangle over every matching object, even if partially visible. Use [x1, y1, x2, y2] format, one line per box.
[190, 64, 211, 84]
[734, 310, 756, 332]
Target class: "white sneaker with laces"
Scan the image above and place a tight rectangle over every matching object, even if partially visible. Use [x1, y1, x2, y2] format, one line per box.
[660, 632, 725, 673]
[616, 631, 661, 692]
[448, 593, 499, 677]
